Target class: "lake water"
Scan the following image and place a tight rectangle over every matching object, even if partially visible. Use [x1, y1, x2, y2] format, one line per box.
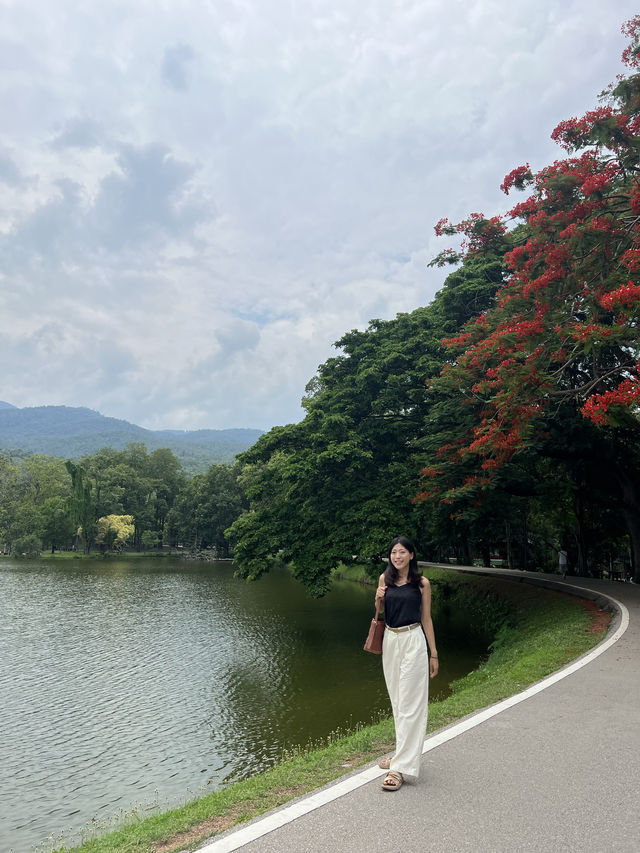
[0, 558, 490, 853]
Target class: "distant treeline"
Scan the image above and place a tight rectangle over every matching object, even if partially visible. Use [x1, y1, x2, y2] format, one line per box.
[0, 443, 246, 557]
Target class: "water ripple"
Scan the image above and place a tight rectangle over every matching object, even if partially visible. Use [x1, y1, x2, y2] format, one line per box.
[0, 558, 485, 853]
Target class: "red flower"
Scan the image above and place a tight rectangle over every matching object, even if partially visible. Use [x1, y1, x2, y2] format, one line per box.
[599, 281, 640, 311]
[500, 164, 533, 195]
[582, 374, 640, 425]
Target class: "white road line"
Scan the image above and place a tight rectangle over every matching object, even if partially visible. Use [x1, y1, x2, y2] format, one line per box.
[197, 588, 629, 853]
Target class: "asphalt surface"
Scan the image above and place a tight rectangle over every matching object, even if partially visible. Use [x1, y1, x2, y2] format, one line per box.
[197, 569, 640, 853]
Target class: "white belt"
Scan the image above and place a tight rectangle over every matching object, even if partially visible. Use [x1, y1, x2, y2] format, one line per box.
[386, 622, 421, 634]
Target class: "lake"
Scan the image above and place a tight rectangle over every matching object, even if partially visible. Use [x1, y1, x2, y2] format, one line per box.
[0, 557, 490, 852]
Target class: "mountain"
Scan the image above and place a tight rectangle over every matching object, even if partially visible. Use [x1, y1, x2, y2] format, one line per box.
[0, 405, 263, 474]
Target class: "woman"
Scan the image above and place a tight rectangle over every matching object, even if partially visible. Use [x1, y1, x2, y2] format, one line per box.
[375, 535, 438, 791]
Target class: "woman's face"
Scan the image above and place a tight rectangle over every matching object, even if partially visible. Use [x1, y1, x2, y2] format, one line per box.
[390, 543, 413, 572]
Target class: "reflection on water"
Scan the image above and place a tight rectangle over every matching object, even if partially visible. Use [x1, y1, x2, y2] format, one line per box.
[0, 558, 489, 853]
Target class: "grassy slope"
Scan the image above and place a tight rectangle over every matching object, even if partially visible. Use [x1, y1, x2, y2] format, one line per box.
[51, 569, 609, 853]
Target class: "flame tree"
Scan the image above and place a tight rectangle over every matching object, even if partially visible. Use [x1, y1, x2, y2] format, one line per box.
[420, 17, 640, 579]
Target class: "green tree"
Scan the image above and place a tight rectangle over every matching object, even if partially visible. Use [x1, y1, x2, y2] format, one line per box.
[0, 454, 20, 551]
[15, 456, 75, 553]
[80, 443, 184, 550]
[0, 446, 185, 556]
[168, 464, 245, 555]
[66, 460, 96, 553]
[21, 455, 72, 505]
[227, 249, 507, 594]
[12, 533, 42, 558]
[95, 514, 135, 551]
[168, 475, 208, 550]
[423, 17, 640, 578]
[81, 447, 128, 518]
[147, 448, 185, 547]
[39, 496, 76, 553]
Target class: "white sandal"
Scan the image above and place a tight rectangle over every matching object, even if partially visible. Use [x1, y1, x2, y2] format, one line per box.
[382, 770, 403, 791]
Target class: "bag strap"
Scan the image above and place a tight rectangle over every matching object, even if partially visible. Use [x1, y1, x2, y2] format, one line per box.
[373, 600, 383, 620]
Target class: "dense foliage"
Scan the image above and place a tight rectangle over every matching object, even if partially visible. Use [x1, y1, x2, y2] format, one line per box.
[422, 16, 640, 579]
[228, 18, 640, 590]
[0, 445, 246, 557]
[226, 249, 508, 595]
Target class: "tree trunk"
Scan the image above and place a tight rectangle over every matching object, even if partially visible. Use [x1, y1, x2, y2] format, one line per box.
[572, 490, 588, 576]
[614, 464, 640, 582]
[624, 514, 640, 581]
[458, 530, 472, 566]
[505, 520, 512, 569]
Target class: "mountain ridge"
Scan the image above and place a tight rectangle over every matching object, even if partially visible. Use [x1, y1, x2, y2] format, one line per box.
[0, 403, 263, 474]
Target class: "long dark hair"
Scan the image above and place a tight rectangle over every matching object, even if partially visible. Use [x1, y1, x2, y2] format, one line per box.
[383, 535, 422, 587]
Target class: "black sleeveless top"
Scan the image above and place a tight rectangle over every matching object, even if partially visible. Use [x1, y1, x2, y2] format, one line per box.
[385, 582, 422, 628]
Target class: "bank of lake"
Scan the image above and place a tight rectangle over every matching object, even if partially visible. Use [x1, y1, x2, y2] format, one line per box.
[49, 565, 610, 853]
[4, 555, 486, 853]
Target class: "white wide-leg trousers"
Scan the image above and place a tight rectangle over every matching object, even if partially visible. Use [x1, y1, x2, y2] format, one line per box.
[382, 626, 429, 779]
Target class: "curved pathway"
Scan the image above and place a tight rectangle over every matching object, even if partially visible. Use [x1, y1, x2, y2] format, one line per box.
[197, 569, 640, 853]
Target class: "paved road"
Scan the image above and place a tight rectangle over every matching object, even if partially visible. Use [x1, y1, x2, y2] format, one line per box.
[197, 569, 640, 853]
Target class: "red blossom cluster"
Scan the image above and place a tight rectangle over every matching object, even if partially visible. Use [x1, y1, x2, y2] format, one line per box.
[434, 213, 507, 257]
[613, 112, 640, 137]
[442, 331, 473, 349]
[599, 280, 640, 311]
[500, 164, 533, 195]
[466, 403, 542, 470]
[621, 248, 640, 272]
[621, 15, 640, 68]
[587, 217, 615, 234]
[550, 107, 614, 151]
[421, 16, 640, 510]
[629, 184, 640, 215]
[568, 322, 616, 342]
[509, 196, 538, 219]
[581, 373, 640, 424]
[434, 218, 455, 237]
[580, 162, 621, 196]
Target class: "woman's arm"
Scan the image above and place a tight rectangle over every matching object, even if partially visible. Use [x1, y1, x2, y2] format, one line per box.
[375, 573, 387, 610]
[420, 577, 439, 678]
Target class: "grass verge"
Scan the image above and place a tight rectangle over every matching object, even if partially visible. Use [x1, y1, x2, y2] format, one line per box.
[50, 569, 610, 853]
[38, 552, 174, 560]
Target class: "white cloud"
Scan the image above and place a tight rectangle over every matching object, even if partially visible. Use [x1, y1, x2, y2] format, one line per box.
[161, 44, 195, 92]
[0, 0, 638, 430]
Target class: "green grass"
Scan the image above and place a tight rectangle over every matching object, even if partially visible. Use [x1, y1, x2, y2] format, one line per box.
[329, 561, 378, 584]
[38, 551, 173, 561]
[49, 570, 609, 853]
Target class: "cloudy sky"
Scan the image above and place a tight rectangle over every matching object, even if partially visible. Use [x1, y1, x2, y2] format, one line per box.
[1, 1, 638, 431]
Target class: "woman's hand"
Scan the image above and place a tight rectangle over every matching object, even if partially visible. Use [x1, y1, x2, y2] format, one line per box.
[429, 655, 439, 679]
[375, 582, 387, 608]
